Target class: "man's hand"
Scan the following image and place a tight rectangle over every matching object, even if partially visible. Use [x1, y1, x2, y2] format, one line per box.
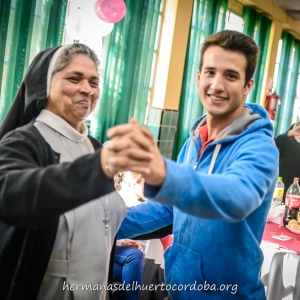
[106, 119, 166, 186]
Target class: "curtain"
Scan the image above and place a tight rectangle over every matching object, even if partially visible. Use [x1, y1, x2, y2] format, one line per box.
[0, 0, 11, 104]
[0, 0, 68, 122]
[172, 0, 228, 160]
[275, 31, 300, 135]
[93, 0, 161, 142]
[243, 7, 271, 104]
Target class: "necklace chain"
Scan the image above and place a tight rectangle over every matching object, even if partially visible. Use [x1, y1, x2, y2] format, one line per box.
[57, 131, 109, 233]
[102, 196, 109, 233]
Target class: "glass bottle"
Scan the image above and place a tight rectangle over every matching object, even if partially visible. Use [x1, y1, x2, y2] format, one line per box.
[272, 176, 284, 206]
[283, 177, 300, 226]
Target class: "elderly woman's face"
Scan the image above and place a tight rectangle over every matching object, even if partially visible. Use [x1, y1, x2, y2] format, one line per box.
[47, 54, 100, 132]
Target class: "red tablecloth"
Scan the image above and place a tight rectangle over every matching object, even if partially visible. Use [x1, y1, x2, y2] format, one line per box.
[262, 222, 300, 254]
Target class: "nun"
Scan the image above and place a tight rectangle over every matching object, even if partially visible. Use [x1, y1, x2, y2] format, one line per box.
[0, 44, 152, 300]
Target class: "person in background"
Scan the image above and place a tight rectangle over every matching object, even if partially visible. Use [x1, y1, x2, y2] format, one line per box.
[113, 171, 145, 300]
[107, 30, 278, 299]
[113, 238, 144, 300]
[275, 121, 300, 199]
[0, 44, 153, 300]
[115, 171, 146, 206]
[114, 171, 169, 300]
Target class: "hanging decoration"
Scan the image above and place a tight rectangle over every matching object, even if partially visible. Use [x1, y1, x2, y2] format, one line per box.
[94, 0, 127, 23]
[65, 0, 114, 40]
[84, 2, 114, 37]
[65, 4, 83, 40]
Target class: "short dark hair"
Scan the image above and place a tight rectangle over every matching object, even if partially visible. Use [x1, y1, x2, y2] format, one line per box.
[198, 30, 260, 85]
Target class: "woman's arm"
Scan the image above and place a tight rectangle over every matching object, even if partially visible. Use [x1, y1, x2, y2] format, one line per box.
[0, 127, 115, 228]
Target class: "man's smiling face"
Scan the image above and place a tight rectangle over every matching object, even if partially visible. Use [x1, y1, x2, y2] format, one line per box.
[196, 46, 254, 125]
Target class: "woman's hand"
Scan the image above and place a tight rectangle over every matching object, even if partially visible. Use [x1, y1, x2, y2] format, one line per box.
[121, 239, 143, 252]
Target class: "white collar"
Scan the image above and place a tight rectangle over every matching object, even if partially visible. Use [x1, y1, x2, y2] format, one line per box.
[35, 109, 88, 142]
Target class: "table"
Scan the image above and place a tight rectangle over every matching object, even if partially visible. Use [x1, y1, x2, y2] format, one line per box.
[261, 222, 300, 300]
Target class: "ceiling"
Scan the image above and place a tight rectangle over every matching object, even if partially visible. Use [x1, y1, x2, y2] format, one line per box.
[274, 0, 300, 22]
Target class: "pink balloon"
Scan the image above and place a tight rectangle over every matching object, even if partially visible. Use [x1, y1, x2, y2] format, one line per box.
[94, 0, 126, 23]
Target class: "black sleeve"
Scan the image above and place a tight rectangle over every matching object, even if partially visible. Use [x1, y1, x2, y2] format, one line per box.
[0, 128, 115, 228]
[88, 135, 103, 149]
[131, 225, 173, 240]
[274, 133, 288, 160]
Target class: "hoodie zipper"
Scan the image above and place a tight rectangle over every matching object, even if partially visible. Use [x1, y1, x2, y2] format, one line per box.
[187, 128, 221, 170]
[192, 141, 218, 170]
[193, 145, 206, 170]
[185, 138, 194, 164]
[188, 138, 203, 170]
[185, 138, 199, 170]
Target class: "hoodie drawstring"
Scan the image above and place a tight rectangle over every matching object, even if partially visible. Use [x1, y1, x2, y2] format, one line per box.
[208, 144, 221, 175]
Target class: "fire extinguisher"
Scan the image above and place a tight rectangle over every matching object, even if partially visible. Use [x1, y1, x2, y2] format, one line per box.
[265, 91, 280, 120]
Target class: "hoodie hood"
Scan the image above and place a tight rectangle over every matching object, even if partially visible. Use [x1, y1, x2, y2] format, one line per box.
[0, 46, 62, 139]
[190, 103, 273, 142]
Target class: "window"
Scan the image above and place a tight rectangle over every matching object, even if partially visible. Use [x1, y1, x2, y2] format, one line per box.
[272, 39, 282, 92]
[225, 11, 244, 33]
[62, 1, 113, 133]
[0, 0, 66, 118]
[144, 0, 165, 125]
[273, 37, 300, 126]
[273, 39, 300, 125]
[291, 66, 300, 124]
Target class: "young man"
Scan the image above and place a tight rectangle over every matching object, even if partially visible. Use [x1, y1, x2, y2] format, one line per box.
[107, 30, 278, 299]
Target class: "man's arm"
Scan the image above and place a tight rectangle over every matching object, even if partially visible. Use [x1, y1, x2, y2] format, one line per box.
[107, 120, 278, 223]
[117, 201, 173, 239]
[144, 136, 278, 222]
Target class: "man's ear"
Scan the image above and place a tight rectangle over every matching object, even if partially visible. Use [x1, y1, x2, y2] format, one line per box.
[244, 78, 254, 96]
[196, 70, 201, 87]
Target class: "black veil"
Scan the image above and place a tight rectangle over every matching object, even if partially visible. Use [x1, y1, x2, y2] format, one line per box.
[0, 46, 61, 139]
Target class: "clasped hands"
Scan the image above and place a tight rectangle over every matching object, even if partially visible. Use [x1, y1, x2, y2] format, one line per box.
[101, 119, 166, 186]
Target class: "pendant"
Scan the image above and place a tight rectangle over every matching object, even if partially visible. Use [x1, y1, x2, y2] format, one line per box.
[103, 209, 109, 233]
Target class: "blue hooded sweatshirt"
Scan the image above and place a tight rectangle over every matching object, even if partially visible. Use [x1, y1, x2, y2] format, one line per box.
[118, 103, 278, 299]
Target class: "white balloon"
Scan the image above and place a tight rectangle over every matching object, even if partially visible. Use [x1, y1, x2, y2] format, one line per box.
[65, 16, 82, 40]
[65, 1, 114, 41]
[92, 17, 114, 37]
[81, 3, 114, 37]
[65, 0, 85, 40]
